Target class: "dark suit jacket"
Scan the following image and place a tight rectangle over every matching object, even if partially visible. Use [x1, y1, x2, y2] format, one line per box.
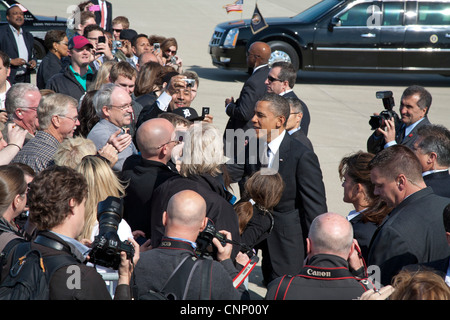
[348, 212, 378, 262]
[367, 117, 431, 154]
[368, 187, 450, 285]
[91, 0, 113, 32]
[0, 24, 35, 84]
[423, 170, 450, 198]
[225, 65, 269, 132]
[283, 90, 310, 137]
[403, 256, 450, 280]
[227, 131, 328, 282]
[290, 128, 313, 151]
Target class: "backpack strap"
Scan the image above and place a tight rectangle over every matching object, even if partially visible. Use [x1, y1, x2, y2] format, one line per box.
[160, 255, 197, 300]
[198, 258, 213, 300]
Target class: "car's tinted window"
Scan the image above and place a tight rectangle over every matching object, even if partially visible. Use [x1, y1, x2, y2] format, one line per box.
[295, 0, 342, 23]
[339, 2, 374, 26]
[383, 2, 404, 25]
[417, 2, 450, 25]
[0, 2, 8, 22]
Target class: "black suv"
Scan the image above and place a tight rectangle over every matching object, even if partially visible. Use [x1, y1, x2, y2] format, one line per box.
[209, 0, 450, 75]
[0, 0, 67, 60]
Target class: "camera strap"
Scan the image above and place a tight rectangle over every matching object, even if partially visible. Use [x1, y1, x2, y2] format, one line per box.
[233, 254, 259, 288]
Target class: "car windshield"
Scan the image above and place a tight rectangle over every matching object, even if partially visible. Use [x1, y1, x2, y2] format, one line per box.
[294, 0, 343, 23]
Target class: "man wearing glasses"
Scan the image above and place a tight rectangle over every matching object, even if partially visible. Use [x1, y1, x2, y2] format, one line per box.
[11, 93, 79, 173]
[264, 61, 310, 137]
[2, 83, 41, 146]
[88, 83, 138, 171]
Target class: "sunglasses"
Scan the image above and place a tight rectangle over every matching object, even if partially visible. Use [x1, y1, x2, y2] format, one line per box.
[267, 75, 282, 82]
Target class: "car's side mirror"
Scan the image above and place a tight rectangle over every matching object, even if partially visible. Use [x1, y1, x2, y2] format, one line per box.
[328, 17, 341, 31]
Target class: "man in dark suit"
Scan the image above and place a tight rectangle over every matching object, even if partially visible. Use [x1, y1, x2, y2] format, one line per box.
[285, 96, 313, 151]
[226, 93, 327, 284]
[224, 42, 270, 133]
[403, 204, 450, 282]
[91, 0, 113, 32]
[121, 118, 179, 240]
[367, 85, 432, 154]
[368, 145, 450, 286]
[265, 61, 310, 136]
[411, 124, 450, 198]
[0, 5, 36, 84]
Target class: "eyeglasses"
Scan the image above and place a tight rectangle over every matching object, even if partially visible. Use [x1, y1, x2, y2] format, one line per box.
[21, 107, 38, 112]
[58, 114, 79, 123]
[267, 75, 282, 82]
[109, 103, 133, 111]
[165, 49, 177, 55]
[153, 136, 183, 149]
[113, 29, 123, 33]
[59, 41, 69, 46]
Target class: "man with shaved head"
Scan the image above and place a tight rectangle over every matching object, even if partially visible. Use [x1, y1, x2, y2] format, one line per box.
[134, 190, 247, 300]
[121, 117, 179, 239]
[224, 41, 271, 135]
[266, 212, 374, 300]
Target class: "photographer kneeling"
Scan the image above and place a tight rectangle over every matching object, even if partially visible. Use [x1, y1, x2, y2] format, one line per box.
[134, 190, 247, 300]
[26, 166, 139, 300]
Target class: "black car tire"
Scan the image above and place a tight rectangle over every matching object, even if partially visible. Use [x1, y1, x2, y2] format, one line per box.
[267, 40, 300, 71]
[33, 39, 46, 60]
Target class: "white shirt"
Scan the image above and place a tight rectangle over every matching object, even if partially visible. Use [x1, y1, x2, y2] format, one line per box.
[265, 130, 285, 168]
[9, 24, 28, 75]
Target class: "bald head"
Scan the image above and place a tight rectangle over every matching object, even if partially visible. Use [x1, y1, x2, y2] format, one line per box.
[136, 118, 175, 160]
[308, 213, 354, 259]
[164, 190, 207, 240]
[247, 41, 271, 68]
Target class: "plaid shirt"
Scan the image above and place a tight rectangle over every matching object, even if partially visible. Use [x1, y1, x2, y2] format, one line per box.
[11, 131, 59, 173]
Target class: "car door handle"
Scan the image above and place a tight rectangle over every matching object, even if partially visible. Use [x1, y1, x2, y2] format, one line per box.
[361, 33, 376, 38]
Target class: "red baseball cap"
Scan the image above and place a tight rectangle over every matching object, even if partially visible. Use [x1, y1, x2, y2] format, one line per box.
[68, 35, 94, 50]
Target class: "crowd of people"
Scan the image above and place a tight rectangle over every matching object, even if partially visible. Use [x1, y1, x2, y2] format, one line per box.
[0, 1, 450, 301]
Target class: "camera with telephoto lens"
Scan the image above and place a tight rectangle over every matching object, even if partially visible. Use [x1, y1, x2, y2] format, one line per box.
[369, 91, 400, 130]
[88, 196, 134, 270]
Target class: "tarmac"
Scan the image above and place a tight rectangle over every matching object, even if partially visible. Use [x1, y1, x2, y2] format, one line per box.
[22, 0, 450, 300]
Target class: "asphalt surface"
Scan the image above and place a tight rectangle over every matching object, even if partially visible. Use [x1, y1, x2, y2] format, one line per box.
[21, 0, 450, 300]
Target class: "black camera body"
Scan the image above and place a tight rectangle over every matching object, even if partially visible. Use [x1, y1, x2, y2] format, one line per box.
[196, 219, 227, 256]
[196, 219, 253, 257]
[369, 91, 400, 130]
[88, 196, 134, 270]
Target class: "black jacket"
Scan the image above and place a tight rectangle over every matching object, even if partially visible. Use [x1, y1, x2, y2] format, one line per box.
[150, 174, 241, 259]
[2, 231, 130, 300]
[368, 187, 450, 285]
[266, 254, 373, 300]
[46, 65, 96, 101]
[37, 51, 63, 89]
[121, 155, 179, 238]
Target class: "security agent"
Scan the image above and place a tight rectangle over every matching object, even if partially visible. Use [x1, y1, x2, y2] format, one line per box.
[265, 212, 374, 300]
[134, 190, 247, 300]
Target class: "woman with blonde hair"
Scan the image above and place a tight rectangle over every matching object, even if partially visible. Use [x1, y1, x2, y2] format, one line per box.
[76, 155, 132, 242]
